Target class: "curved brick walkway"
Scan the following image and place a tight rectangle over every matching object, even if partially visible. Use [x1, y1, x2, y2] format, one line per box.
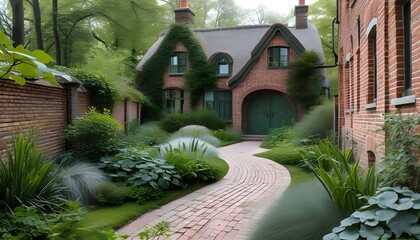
[118, 141, 291, 239]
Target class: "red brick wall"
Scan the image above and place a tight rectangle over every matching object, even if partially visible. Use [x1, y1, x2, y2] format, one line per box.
[78, 91, 91, 117]
[338, 0, 420, 167]
[232, 32, 303, 132]
[0, 80, 68, 160]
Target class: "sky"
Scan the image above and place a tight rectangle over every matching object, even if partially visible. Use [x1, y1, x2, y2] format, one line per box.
[233, 0, 317, 16]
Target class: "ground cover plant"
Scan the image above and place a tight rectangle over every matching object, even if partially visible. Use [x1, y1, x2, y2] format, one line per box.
[212, 128, 241, 146]
[260, 125, 294, 149]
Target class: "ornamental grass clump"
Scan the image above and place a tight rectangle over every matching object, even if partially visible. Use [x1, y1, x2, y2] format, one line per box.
[304, 141, 377, 215]
[0, 132, 65, 212]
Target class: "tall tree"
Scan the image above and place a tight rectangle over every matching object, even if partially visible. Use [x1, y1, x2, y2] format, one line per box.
[32, 0, 43, 50]
[52, 0, 61, 64]
[212, 0, 242, 28]
[9, 0, 24, 46]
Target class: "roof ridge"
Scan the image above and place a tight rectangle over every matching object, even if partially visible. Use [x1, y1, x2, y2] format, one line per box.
[194, 24, 271, 32]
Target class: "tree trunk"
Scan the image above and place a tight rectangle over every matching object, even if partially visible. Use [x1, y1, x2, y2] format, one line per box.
[32, 0, 43, 50]
[52, 0, 61, 65]
[9, 0, 24, 47]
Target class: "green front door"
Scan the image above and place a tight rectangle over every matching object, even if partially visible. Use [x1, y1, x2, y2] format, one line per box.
[246, 92, 293, 135]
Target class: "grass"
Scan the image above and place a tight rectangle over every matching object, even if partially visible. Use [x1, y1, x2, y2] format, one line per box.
[76, 157, 228, 239]
[284, 165, 315, 188]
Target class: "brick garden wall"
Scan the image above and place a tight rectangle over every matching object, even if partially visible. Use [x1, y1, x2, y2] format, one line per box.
[338, 0, 420, 167]
[0, 80, 91, 160]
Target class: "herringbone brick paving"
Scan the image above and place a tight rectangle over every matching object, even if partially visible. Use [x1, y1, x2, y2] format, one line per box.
[118, 141, 291, 239]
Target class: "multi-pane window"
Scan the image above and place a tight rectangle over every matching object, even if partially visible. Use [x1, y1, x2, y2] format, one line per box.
[163, 89, 184, 114]
[204, 90, 232, 120]
[403, 0, 412, 95]
[169, 52, 187, 74]
[216, 56, 229, 76]
[268, 47, 289, 68]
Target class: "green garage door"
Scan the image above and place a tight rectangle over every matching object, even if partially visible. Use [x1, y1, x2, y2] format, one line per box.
[246, 92, 293, 135]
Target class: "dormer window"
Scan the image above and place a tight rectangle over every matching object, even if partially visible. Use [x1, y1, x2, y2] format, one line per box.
[170, 52, 187, 74]
[268, 47, 289, 68]
[216, 56, 230, 76]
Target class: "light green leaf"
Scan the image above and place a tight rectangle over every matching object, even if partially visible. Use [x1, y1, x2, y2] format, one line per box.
[32, 50, 55, 64]
[410, 225, 420, 235]
[10, 75, 26, 85]
[387, 212, 418, 237]
[386, 198, 414, 211]
[0, 31, 13, 48]
[43, 71, 58, 85]
[340, 217, 360, 227]
[360, 225, 384, 240]
[338, 227, 359, 240]
[376, 191, 398, 208]
[375, 209, 397, 221]
[14, 45, 31, 55]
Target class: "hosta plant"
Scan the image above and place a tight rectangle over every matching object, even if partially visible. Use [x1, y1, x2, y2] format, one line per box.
[99, 148, 183, 190]
[324, 187, 420, 240]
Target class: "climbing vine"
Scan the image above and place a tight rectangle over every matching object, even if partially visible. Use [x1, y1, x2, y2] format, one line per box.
[136, 24, 216, 120]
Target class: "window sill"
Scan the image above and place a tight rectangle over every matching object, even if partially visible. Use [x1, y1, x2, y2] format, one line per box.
[217, 74, 230, 78]
[345, 109, 355, 114]
[391, 95, 416, 106]
[365, 103, 377, 110]
[169, 73, 185, 76]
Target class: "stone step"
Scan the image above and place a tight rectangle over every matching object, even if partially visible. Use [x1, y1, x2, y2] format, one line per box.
[241, 135, 265, 141]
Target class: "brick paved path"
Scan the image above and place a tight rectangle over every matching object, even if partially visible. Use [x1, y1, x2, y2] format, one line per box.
[118, 141, 291, 239]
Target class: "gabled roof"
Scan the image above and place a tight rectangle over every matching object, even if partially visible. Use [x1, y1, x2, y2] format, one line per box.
[136, 22, 325, 87]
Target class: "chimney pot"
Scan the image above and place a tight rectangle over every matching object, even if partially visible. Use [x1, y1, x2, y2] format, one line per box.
[299, 0, 305, 5]
[180, 0, 188, 8]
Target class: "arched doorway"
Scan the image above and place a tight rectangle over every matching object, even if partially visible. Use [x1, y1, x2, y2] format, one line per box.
[245, 91, 294, 135]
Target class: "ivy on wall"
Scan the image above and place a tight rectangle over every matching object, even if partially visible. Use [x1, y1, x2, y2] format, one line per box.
[136, 24, 217, 120]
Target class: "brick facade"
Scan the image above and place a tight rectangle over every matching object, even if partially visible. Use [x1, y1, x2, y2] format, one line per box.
[338, 0, 419, 167]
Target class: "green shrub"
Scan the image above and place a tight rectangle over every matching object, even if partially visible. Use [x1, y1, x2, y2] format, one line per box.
[158, 109, 226, 133]
[212, 128, 241, 144]
[0, 201, 84, 239]
[65, 107, 123, 158]
[96, 182, 129, 206]
[125, 126, 169, 147]
[304, 141, 377, 214]
[58, 162, 107, 206]
[99, 148, 184, 190]
[293, 100, 334, 139]
[172, 125, 221, 147]
[261, 125, 294, 148]
[325, 187, 420, 240]
[0, 132, 65, 211]
[250, 180, 346, 240]
[255, 142, 306, 166]
[378, 112, 420, 192]
[127, 186, 164, 205]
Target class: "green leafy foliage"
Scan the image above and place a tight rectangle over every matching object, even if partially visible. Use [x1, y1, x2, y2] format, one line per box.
[65, 107, 123, 159]
[0, 31, 57, 85]
[124, 125, 169, 147]
[96, 182, 129, 206]
[137, 24, 217, 119]
[304, 141, 377, 214]
[250, 180, 346, 240]
[256, 142, 308, 166]
[158, 109, 226, 133]
[261, 125, 294, 148]
[0, 201, 84, 240]
[378, 112, 420, 192]
[0, 132, 65, 212]
[287, 50, 324, 110]
[292, 100, 334, 139]
[99, 148, 184, 190]
[65, 68, 118, 110]
[57, 162, 107, 206]
[325, 187, 420, 240]
[137, 221, 171, 240]
[127, 186, 164, 205]
[212, 128, 241, 144]
[172, 125, 221, 147]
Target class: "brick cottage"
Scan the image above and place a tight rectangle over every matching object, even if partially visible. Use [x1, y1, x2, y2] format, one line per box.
[136, 0, 326, 135]
[337, 0, 419, 166]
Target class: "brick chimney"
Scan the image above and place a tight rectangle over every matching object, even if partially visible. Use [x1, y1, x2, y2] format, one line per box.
[295, 0, 308, 29]
[175, 0, 195, 27]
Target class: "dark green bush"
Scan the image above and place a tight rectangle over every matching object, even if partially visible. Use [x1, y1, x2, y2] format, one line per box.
[124, 126, 169, 147]
[99, 148, 184, 190]
[127, 186, 164, 205]
[96, 182, 129, 206]
[261, 125, 294, 148]
[250, 181, 346, 240]
[65, 107, 123, 159]
[158, 109, 226, 133]
[293, 100, 334, 139]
